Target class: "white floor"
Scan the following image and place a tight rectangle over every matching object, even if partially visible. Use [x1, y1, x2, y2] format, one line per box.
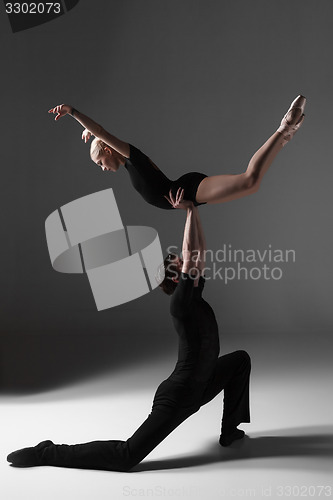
[1, 359, 332, 500]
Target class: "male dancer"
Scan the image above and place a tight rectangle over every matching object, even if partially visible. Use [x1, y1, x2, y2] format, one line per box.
[7, 189, 251, 472]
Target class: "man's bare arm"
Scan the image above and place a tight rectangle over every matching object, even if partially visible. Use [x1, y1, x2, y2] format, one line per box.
[181, 203, 201, 276]
[192, 206, 206, 274]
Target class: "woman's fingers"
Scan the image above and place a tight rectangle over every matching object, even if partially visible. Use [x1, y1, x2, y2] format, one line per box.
[48, 106, 61, 120]
[82, 129, 91, 142]
[48, 104, 68, 120]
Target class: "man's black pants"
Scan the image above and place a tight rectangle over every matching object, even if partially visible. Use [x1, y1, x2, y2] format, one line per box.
[38, 350, 251, 472]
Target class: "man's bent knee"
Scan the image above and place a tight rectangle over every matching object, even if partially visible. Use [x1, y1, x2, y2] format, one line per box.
[236, 350, 251, 368]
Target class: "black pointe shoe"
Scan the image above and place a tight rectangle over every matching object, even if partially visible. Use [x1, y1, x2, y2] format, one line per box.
[219, 429, 245, 447]
[7, 440, 54, 467]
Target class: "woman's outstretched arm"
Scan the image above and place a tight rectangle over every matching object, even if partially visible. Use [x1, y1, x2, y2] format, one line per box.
[48, 104, 130, 157]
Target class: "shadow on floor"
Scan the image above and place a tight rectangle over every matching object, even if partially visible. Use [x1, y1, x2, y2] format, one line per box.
[132, 426, 333, 473]
[0, 329, 173, 395]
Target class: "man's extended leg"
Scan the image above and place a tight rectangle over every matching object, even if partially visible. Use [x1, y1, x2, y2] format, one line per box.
[7, 404, 199, 471]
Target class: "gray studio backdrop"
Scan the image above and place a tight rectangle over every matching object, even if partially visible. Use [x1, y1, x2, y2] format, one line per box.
[1, 0, 332, 392]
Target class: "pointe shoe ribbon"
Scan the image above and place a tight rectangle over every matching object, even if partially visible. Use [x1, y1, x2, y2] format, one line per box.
[277, 95, 306, 145]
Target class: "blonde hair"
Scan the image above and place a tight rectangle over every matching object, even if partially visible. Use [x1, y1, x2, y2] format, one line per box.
[90, 137, 109, 161]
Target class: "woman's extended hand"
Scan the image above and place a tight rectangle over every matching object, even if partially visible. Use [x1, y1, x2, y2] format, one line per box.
[48, 104, 72, 121]
[164, 188, 193, 209]
[82, 128, 92, 143]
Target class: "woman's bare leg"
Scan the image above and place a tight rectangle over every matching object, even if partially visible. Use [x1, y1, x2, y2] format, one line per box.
[196, 96, 306, 205]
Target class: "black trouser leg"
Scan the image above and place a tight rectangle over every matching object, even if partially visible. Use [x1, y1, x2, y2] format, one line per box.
[125, 405, 199, 467]
[38, 405, 199, 472]
[10, 351, 250, 471]
[39, 439, 132, 472]
[200, 350, 251, 431]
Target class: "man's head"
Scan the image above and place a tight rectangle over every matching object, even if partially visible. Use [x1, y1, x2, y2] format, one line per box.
[159, 253, 183, 295]
[90, 138, 123, 172]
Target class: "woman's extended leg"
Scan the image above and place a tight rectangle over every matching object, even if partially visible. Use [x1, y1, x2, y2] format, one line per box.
[195, 95, 306, 204]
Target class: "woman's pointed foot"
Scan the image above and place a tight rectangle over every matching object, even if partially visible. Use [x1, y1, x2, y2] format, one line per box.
[277, 95, 306, 145]
[7, 440, 54, 467]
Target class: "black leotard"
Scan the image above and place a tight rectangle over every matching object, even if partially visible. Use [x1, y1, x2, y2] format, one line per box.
[124, 145, 207, 210]
[153, 272, 220, 408]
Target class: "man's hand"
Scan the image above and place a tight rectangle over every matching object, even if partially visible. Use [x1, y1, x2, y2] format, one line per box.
[164, 188, 193, 210]
[48, 104, 72, 121]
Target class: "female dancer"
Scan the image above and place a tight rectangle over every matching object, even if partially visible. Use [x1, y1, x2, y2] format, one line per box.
[48, 96, 306, 210]
[7, 190, 251, 472]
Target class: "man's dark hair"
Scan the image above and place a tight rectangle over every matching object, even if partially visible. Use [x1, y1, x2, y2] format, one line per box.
[159, 253, 179, 295]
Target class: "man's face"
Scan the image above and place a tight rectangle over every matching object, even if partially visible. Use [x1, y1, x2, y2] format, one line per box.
[174, 255, 183, 273]
[168, 254, 183, 282]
